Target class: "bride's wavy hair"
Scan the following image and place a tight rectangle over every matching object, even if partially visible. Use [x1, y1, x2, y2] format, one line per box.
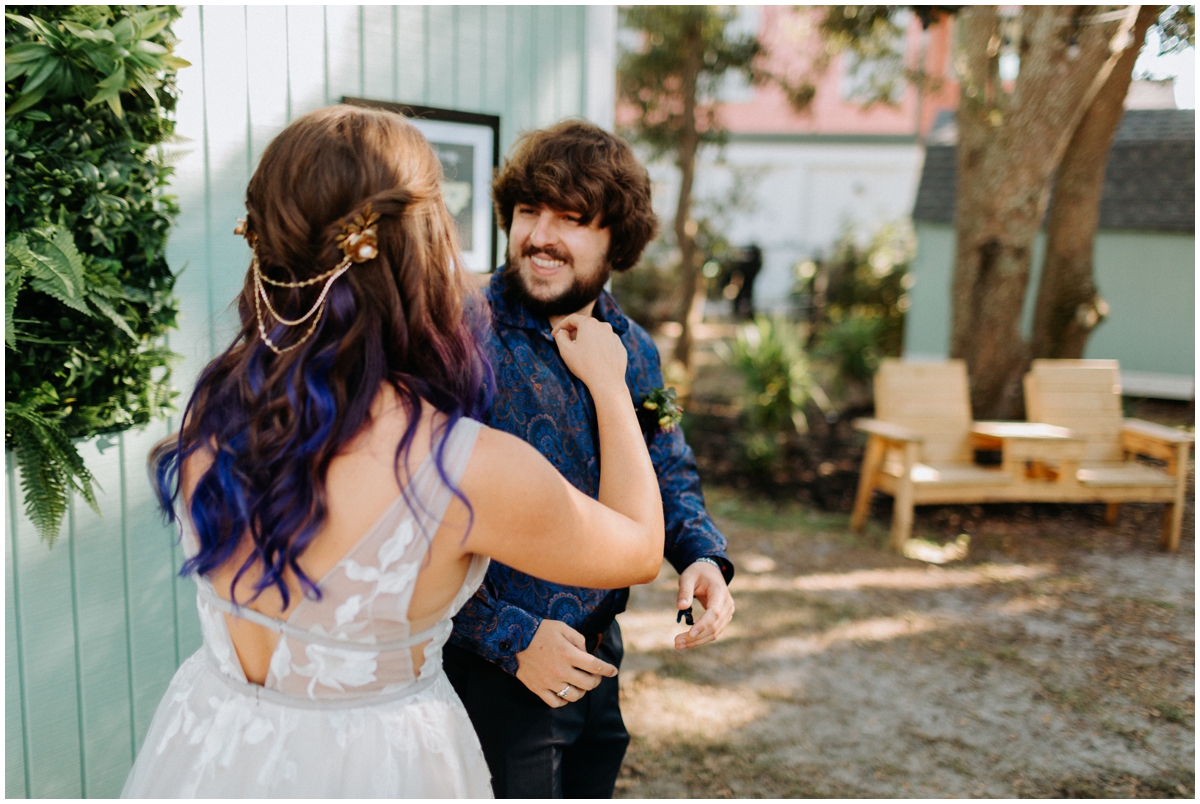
[151, 104, 493, 608]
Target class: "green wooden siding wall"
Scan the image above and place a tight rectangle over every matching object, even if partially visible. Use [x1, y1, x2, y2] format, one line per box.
[904, 222, 1196, 382]
[5, 5, 613, 797]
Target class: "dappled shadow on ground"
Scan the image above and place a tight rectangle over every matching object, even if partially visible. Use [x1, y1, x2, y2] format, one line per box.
[614, 475, 1195, 798]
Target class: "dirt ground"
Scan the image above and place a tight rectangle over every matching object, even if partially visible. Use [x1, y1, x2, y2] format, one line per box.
[615, 333, 1194, 797]
[614, 488, 1195, 798]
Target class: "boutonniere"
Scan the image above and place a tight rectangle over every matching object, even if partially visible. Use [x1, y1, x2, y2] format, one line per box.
[637, 386, 683, 439]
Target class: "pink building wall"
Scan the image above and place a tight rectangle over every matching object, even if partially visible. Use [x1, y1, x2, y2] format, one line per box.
[718, 7, 960, 137]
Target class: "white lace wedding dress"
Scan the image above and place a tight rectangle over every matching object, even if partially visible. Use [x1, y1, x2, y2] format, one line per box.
[122, 418, 493, 798]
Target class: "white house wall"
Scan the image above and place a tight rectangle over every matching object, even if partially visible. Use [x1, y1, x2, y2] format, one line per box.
[646, 138, 924, 313]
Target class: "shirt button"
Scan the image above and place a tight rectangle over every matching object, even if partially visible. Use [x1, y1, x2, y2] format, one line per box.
[499, 640, 512, 652]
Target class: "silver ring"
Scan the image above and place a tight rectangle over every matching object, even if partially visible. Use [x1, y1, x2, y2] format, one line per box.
[557, 684, 572, 699]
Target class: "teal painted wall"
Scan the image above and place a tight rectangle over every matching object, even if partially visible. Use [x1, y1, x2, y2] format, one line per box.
[1087, 230, 1196, 376]
[904, 222, 1196, 381]
[903, 223, 955, 358]
[5, 6, 614, 797]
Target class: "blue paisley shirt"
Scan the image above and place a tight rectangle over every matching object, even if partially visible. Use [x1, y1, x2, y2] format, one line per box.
[449, 270, 731, 675]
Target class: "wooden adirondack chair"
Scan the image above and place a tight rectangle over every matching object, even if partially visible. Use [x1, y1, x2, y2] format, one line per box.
[1023, 359, 1194, 551]
[851, 360, 1012, 550]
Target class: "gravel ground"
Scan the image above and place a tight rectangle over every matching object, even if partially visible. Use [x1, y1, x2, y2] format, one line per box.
[614, 485, 1195, 798]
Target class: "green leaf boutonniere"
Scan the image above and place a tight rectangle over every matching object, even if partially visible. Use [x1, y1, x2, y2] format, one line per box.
[637, 386, 683, 438]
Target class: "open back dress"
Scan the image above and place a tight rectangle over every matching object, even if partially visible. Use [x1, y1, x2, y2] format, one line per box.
[122, 417, 493, 798]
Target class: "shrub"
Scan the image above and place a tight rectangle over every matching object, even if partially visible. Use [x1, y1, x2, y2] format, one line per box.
[728, 316, 827, 471]
[797, 221, 915, 398]
[5, 5, 187, 542]
[814, 311, 884, 386]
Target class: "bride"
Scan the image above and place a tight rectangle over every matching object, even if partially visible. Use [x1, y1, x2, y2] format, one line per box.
[122, 105, 664, 798]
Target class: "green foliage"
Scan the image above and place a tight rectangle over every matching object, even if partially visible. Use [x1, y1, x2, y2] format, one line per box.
[8, 405, 99, 548]
[617, 6, 830, 142]
[5, 5, 186, 543]
[617, 6, 763, 160]
[821, 5, 907, 44]
[1153, 5, 1195, 54]
[801, 223, 914, 392]
[820, 6, 910, 106]
[728, 316, 825, 471]
[5, 5, 189, 119]
[814, 313, 885, 385]
[819, 6, 963, 106]
[641, 386, 684, 433]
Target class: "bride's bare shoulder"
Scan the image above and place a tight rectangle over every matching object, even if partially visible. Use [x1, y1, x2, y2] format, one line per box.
[462, 425, 557, 493]
[471, 424, 534, 459]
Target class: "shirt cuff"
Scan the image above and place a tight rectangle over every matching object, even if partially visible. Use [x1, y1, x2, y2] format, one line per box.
[693, 555, 735, 584]
[490, 603, 543, 676]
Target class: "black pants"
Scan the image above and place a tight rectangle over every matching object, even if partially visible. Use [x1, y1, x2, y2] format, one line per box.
[444, 622, 630, 799]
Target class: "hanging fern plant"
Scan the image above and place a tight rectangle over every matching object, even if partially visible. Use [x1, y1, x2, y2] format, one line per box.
[5, 5, 188, 544]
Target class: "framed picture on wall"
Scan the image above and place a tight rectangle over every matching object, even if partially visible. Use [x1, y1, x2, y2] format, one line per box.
[343, 97, 500, 273]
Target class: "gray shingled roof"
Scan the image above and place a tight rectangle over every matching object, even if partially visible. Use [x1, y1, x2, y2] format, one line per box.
[913, 109, 1195, 233]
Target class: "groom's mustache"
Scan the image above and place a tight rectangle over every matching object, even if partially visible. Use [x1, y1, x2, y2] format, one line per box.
[521, 244, 571, 265]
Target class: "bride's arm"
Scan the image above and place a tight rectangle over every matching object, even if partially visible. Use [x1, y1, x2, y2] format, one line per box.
[459, 316, 664, 588]
[552, 313, 663, 541]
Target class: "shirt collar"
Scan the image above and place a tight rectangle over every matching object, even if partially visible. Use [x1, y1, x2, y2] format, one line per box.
[486, 268, 631, 337]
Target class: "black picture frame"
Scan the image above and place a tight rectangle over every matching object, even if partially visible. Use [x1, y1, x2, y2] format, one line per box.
[343, 96, 501, 273]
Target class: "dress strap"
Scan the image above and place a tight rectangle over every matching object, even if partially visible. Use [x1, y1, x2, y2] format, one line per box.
[404, 416, 483, 551]
[194, 580, 448, 652]
[436, 416, 482, 483]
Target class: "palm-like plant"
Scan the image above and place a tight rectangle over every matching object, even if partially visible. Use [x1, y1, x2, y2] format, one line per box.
[5, 6, 188, 118]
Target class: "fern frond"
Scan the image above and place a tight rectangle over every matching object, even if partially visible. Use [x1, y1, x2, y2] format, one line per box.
[42, 412, 101, 514]
[87, 295, 138, 340]
[5, 243, 27, 349]
[9, 408, 69, 545]
[28, 225, 92, 313]
[7, 403, 102, 544]
[10, 226, 94, 316]
[155, 145, 194, 167]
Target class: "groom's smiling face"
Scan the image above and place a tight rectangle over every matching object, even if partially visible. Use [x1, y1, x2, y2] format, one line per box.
[503, 202, 612, 319]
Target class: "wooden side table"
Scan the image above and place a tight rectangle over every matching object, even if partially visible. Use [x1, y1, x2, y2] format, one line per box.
[970, 422, 1086, 487]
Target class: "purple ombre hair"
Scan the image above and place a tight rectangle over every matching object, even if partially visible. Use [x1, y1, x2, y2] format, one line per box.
[151, 106, 493, 608]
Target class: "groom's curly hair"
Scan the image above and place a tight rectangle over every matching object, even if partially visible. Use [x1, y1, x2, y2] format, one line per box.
[492, 120, 659, 272]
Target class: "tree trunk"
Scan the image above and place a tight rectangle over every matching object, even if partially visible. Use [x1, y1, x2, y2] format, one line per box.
[670, 22, 704, 369]
[1031, 6, 1160, 361]
[949, 6, 1140, 419]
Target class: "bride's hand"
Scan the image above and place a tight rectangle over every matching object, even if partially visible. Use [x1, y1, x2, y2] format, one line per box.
[552, 314, 628, 393]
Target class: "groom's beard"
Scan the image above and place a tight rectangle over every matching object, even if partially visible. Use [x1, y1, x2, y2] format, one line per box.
[501, 245, 612, 320]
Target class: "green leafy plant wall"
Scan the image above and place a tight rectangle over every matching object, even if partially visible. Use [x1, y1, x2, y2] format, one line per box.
[5, 5, 187, 543]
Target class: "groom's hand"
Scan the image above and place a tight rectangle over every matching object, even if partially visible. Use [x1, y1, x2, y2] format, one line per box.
[515, 619, 618, 708]
[675, 561, 735, 649]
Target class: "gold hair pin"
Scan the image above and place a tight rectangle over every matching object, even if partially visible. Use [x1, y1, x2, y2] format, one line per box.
[335, 206, 381, 263]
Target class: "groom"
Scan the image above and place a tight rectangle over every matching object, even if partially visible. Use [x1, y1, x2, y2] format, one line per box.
[444, 121, 735, 798]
